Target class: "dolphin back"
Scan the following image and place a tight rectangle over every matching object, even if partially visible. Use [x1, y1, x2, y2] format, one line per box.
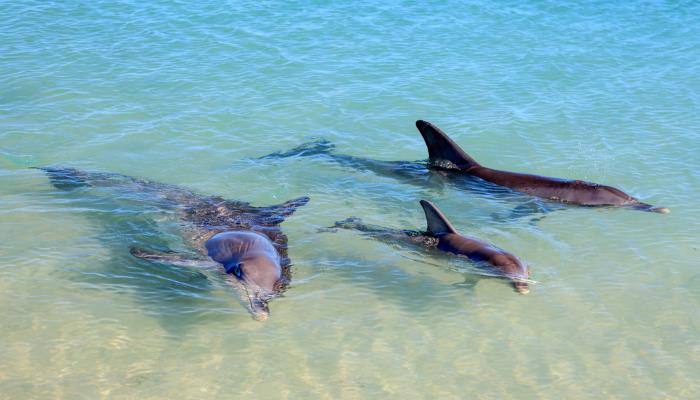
[415, 120, 480, 170]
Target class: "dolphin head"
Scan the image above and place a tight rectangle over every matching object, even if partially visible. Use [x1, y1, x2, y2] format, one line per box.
[581, 184, 670, 213]
[490, 253, 530, 294]
[206, 231, 281, 280]
[593, 184, 640, 206]
[205, 231, 283, 319]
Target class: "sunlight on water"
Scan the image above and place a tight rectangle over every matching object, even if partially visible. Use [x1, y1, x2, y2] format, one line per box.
[1, 1, 700, 398]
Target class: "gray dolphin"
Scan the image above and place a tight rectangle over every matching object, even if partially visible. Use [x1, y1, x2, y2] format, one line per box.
[262, 122, 668, 214]
[330, 200, 531, 294]
[38, 167, 309, 320]
[415, 120, 669, 213]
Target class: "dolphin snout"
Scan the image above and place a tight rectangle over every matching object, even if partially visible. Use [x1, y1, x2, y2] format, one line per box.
[249, 296, 271, 321]
[252, 311, 269, 321]
[513, 281, 530, 295]
[631, 203, 670, 214]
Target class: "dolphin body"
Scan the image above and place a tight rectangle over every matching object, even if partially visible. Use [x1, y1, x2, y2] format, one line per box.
[330, 200, 531, 294]
[415, 120, 669, 213]
[39, 167, 309, 320]
[263, 121, 668, 214]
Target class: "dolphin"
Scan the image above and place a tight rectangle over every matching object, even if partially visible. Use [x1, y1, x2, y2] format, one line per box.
[329, 200, 531, 294]
[262, 122, 668, 214]
[38, 167, 309, 320]
[415, 120, 669, 213]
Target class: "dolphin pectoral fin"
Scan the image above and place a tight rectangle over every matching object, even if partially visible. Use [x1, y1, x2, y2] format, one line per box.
[415, 120, 481, 170]
[258, 138, 335, 160]
[502, 200, 558, 223]
[452, 275, 481, 292]
[129, 247, 218, 268]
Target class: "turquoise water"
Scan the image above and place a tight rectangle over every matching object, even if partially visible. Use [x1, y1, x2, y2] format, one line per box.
[2, 1, 700, 398]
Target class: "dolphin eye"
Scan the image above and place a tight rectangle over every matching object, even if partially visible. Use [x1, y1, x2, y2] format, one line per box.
[233, 263, 243, 278]
[224, 262, 243, 278]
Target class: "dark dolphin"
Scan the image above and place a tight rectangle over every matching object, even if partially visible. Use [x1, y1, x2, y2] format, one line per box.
[262, 122, 668, 214]
[415, 120, 669, 213]
[38, 167, 309, 320]
[329, 200, 531, 294]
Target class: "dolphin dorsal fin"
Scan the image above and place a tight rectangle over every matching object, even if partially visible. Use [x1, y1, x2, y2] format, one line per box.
[415, 120, 480, 170]
[420, 200, 458, 236]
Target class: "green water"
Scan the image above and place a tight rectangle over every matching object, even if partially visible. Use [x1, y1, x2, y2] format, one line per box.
[1, 1, 699, 398]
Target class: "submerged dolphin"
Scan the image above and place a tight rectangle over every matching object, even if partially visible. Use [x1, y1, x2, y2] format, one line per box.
[38, 167, 309, 320]
[262, 121, 668, 214]
[329, 200, 531, 294]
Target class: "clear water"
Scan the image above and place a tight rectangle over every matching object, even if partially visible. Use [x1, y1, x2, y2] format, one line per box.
[2, 1, 699, 398]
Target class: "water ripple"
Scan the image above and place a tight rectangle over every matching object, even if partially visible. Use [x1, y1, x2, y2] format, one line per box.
[2, 0, 700, 398]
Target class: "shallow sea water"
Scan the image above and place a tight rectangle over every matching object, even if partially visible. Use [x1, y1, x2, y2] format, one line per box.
[1, 1, 700, 399]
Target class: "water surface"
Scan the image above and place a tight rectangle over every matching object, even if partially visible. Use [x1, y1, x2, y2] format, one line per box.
[2, 1, 699, 398]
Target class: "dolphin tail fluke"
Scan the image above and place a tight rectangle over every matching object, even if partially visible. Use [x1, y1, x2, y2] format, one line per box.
[265, 196, 310, 221]
[419, 200, 458, 235]
[415, 120, 481, 171]
[34, 167, 90, 189]
[259, 139, 335, 160]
